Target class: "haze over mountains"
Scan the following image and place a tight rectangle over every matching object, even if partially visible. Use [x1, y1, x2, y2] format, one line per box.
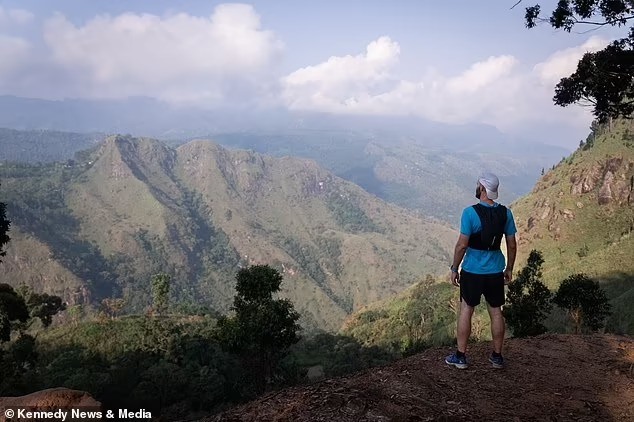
[0, 95, 568, 223]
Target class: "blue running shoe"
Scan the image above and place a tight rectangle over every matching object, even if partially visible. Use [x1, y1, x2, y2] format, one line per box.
[445, 353, 468, 369]
[489, 353, 504, 369]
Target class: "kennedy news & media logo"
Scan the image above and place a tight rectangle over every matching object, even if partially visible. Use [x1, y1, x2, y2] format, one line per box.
[2, 406, 152, 421]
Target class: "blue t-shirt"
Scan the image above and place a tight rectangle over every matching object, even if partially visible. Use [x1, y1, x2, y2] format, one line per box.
[460, 201, 517, 274]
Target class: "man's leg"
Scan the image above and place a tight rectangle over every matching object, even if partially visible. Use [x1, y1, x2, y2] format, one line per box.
[487, 305, 505, 354]
[457, 299, 475, 353]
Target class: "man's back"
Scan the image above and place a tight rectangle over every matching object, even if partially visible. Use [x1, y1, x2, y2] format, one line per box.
[460, 201, 516, 275]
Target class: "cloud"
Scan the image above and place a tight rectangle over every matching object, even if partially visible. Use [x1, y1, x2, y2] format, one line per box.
[533, 36, 608, 85]
[0, 4, 609, 142]
[0, 6, 34, 26]
[0, 35, 31, 77]
[283, 36, 400, 111]
[38, 4, 283, 103]
[281, 36, 608, 138]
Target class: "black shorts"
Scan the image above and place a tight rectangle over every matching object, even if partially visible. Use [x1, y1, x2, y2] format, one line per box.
[459, 270, 505, 308]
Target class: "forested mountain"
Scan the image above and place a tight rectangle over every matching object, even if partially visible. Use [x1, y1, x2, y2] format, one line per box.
[0, 96, 567, 223]
[0, 135, 455, 331]
[0, 128, 104, 163]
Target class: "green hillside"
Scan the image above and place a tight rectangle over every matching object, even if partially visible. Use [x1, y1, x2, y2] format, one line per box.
[214, 132, 565, 223]
[0, 135, 456, 331]
[511, 118, 634, 333]
[342, 120, 634, 346]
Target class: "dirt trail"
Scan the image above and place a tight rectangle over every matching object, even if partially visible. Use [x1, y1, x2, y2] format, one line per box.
[205, 334, 634, 421]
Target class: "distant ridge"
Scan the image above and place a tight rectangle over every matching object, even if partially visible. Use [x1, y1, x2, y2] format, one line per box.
[0, 135, 455, 330]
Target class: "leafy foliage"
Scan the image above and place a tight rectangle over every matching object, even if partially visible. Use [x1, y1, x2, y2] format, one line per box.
[504, 250, 553, 337]
[553, 274, 612, 333]
[216, 265, 301, 395]
[151, 273, 171, 315]
[0, 183, 9, 262]
[327, 192, 382, 233]
[524, 1, 634, 122]
[343, 279, 459, 352]
[0, 284, 29, 342]
[20, 287, 67, 328]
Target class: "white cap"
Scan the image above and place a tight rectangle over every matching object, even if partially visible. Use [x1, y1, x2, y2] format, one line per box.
[478, 172, 499, 200]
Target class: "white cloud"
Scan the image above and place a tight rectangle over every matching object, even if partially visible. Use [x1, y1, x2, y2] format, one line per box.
[0, 34, 31, 76]
[534, 36, 608, 86]
[281, 36, 607, 138]
[40, 4, 283, 103]
[0, 4, 608, 142]
[0, 6, 34, 26]
[283, 36, 401, 111]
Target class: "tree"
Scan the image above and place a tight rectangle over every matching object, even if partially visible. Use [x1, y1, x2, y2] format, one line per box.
[16, 286, 66, 328]
[0, 183, 10, 262]
[0, 284, 29, 342]
[216, 265, 301, 395]
[553, 273, 611, 333]
[102, 297, 125, 319]
[503, 250, 553, 337]
[151, 273, 171, 315]
[521, 1, 634, 122]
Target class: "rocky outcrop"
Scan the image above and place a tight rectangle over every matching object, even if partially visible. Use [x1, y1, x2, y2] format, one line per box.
[570, 158, 633, 206]
[0, 388, 101, 422]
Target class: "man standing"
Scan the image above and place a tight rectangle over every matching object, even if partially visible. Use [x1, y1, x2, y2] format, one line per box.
[445, 172, 517, 369]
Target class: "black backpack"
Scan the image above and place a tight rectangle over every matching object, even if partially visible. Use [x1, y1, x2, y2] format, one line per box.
[468, 203, 507, 251]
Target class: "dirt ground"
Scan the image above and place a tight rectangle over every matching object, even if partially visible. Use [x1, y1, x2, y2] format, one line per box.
[204, 334, 634, 422]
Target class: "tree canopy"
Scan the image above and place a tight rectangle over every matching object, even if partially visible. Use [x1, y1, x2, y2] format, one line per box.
[503, 249, 553, 337]
[0, 183, 10, 262]
[521, 0, 634, 122]
[553, 273, 611, 333]
[216, 265, 301, 395]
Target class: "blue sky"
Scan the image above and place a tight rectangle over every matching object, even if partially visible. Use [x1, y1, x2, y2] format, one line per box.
[0, 1, 626, 147]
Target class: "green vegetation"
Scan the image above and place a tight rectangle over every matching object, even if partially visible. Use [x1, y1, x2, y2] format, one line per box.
[553, 274, 612, 333]
[504, 250, 552, 337]
[512, 117, 634, 334]
[217, 265, 301, 396]
[342, 277, 464, 353]
[0, 266, 399, 419]
[327, 192, 382, 233]
[0, 183, 8, 261]
[523, 1, 634, 122]
[0, 284, 29, 341]
[0, 135, 455, 330]
[151, 273, 171, 315]
[213, 131, 563, 224]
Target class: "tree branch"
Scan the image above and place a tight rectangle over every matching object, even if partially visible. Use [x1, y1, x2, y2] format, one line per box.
[511, 0, 522, 10]
[571, 15, 634, 26]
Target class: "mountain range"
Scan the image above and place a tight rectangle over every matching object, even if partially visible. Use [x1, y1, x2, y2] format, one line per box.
[0, 95, 569, 223]
[0, 135, 456, 331]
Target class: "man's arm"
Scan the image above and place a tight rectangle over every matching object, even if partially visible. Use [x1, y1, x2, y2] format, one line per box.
[450, 234, 469, 286]
[504, 235, 517, 283]
[452, 234, 469, 271]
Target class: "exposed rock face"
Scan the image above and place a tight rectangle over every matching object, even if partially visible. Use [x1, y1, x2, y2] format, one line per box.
[0, 388, 101, 422]
[570, 166, 599, 195]
[598, 171, 615, 205]
[570, 158, 633, 205]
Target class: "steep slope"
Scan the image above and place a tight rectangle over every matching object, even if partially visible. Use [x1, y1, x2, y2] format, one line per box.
[511, 119, 634, 332]
[205, 334, 634, 421]
[0, 135, 456, 331]
[214, 131, 565, 224]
